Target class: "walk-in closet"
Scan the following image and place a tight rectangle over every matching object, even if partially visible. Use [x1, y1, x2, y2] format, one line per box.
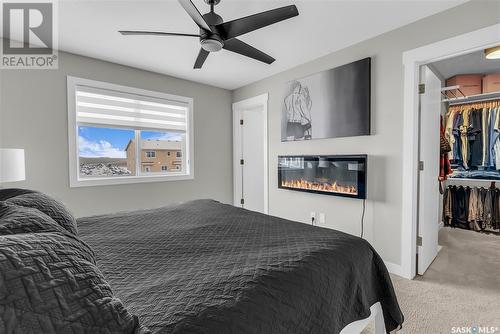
[434, 50, 500, 234]
[417, 47, 500, 286]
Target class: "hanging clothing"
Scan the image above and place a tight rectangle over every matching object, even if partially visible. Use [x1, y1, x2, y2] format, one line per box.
[459, 109, 470, 169]
[452, 112, 463, 168]
[483, 188, 494, 230]
[489, 108, 497, 168]
[493, 107, 500, 170]
[468, 187, 481, 231]
[443, 185, 500, 233]
[478, 187, 486, 224]
[452, 186, 470, 229]
[443, 186, 453, 225]
[445, 110, 457, 161]
[482, 107, 491, 167]
[444, 101, 500, 178]
[493, 188, 500, 232]
[469, 108, 483, 168]
[440, 115, 452, 180]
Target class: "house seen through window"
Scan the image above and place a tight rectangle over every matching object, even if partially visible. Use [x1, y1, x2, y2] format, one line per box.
[78, 127, 185, 178]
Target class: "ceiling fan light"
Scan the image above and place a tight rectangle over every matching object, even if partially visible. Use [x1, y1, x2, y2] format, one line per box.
[485, 46, 500, 59]
[201, 39, 223, 52]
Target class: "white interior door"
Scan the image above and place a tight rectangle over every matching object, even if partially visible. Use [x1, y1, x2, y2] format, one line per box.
[233, 94, 268, 214]
[241, 108, 265, 212]
[417, 65, 441, 275]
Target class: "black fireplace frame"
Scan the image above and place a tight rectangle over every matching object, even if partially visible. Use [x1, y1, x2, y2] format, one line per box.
[278, 154, 367, 199]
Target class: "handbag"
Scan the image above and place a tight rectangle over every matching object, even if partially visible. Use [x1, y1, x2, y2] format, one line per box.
[440, 132, 451, 154]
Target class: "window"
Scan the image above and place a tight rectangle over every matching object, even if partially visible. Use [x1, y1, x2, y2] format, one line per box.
[78, 126, 136, 178]
[68, 76, 193, 187]
[176, 151, 182, 158]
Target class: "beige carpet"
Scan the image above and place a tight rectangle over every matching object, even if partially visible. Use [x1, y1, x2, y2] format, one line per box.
[363, 227, 500, 333]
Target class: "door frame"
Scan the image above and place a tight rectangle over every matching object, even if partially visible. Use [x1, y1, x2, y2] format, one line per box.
[401, 23, 500, 279]
[232, 93, 269, 214]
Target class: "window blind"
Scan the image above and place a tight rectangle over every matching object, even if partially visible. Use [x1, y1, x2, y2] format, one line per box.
[75, 85, 188, 132]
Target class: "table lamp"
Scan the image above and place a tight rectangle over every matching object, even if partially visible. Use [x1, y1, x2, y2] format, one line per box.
[0, 149, 26, 183]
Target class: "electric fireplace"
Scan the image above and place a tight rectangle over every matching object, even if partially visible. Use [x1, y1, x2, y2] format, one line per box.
[278, 155, 367, 199]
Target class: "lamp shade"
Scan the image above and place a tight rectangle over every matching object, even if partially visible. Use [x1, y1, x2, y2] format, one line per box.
[0, 149, 25, 183]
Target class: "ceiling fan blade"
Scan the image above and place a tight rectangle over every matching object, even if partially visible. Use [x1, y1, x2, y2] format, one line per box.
[223, 38, 275, 64]
[215, 5, 298, 40]
[178, 0, 212, 31]
[119, 31, 200, 37]
[194, 48, 210, 69]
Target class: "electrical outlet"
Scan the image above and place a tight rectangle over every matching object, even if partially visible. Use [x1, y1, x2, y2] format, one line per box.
[319, 213, 326, 224]
[310, 212, 316, 225]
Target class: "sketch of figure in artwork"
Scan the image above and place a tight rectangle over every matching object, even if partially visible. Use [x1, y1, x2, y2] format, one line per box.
[284, 80, 312, 140]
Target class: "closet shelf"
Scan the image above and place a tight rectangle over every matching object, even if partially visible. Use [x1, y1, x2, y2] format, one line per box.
[443, 90, 500, 105]
[447, 178, 500, 183]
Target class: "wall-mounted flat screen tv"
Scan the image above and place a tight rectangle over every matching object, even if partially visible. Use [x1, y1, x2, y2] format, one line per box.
[281, 57, 371, 141]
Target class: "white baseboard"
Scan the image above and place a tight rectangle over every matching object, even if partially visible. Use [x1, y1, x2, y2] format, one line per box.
[384, 261, 405, 278]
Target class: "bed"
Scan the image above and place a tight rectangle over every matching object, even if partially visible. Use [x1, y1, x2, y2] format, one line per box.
[76, 199, 404, 333]
[0, 189, 403, 333]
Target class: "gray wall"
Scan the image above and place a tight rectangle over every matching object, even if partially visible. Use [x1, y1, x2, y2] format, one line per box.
[232, 1, 500, 266]
[0, 50, 233, 217]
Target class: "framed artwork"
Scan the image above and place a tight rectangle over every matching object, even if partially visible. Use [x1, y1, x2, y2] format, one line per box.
[281, 57, 371, 141]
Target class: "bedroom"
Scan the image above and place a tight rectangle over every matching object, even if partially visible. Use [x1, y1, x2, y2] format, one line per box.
[0, 0, 499, 333]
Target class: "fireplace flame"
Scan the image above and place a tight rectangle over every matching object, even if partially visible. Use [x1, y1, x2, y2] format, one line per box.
[281, 179, 357, 195]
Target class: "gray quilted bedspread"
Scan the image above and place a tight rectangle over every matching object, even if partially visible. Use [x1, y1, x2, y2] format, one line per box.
[0, 189, 143, 333]
[77, 200, 404, 334]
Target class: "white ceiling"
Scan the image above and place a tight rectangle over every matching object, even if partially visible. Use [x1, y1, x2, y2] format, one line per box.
[56, 0, 467, 90]
[432, 49, 500, 80]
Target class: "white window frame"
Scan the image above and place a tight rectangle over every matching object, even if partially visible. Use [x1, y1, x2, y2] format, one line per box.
[67, 76, 194, 187]
[145, 151, 156, 158]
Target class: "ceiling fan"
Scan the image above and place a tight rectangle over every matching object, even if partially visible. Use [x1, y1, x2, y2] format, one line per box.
[119, 0, 299, 69]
